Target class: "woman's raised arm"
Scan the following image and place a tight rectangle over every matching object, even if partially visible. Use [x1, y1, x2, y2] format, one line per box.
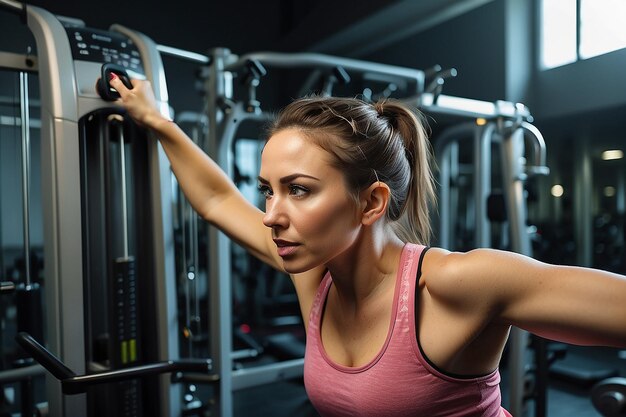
[108, 75, 281, 270]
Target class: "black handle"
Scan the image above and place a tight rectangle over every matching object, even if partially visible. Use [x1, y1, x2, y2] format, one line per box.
[96, 63, 134, 101]
[62, 359, 214, 395]
[15, 332, 75, 381]
[15, 332, 215, 395]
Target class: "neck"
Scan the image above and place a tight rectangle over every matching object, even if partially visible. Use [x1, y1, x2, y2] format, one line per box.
[325, 224, 405, 308]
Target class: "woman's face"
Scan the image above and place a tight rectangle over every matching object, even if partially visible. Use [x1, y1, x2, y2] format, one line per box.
[259, 128, 362, 273]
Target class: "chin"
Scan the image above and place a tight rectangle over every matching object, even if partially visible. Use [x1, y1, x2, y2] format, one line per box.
[281, 258, 319, 275]
[282, 264, 309, 274]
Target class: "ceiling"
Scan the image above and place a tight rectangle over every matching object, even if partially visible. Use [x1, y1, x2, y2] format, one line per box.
[279, 0, 497, 56]
[3, 0, 495, 57]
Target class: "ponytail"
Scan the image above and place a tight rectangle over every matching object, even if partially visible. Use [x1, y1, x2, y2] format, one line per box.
[377, 101, 437, 245]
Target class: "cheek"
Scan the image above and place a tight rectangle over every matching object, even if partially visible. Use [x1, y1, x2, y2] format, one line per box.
[296, 196, 358, 241]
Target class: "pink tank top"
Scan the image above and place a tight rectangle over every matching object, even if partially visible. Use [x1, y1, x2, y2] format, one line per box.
[304, 243, 513, 417]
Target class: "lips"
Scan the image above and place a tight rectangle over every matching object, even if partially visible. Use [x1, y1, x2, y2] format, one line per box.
[273, 239, 300, 257]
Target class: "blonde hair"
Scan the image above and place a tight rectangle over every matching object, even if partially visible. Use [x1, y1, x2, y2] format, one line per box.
[267, 96, 436, 245]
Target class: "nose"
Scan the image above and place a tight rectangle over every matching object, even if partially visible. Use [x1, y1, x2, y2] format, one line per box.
[262, 197, 288, 230]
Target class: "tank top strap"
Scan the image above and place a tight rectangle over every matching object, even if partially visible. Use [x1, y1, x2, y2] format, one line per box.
[307, 271, 332, 331]
[412, 245, 430, 325]
[396, 244, 427, 318]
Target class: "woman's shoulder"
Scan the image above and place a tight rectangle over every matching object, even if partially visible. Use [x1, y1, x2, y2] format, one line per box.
[421, 246, 518, 275]
[419, 247, 509, 303]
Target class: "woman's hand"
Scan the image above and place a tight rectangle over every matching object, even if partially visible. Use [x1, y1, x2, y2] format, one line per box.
[107, 74, 170, 130]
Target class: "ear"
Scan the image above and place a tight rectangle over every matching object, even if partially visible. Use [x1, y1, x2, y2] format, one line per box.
[360, 182, 390, 226]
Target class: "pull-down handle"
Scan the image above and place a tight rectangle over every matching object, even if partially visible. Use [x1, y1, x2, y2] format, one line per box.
[15, 332, 216, 395]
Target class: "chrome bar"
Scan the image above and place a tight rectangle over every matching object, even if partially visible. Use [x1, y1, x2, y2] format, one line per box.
[205, 47, 235, 417]
[521, 122, 550, 176]
[473, 122, 496, 248]
[20, 71, 31, 285]
[0, 0, 24, 15]
[434, 122, 477, 249]
[107, 115, 130, 258]
[500, 125, 532, 417]
[156, 44, 210, 64]
[225, 51, 424, 91]
[405, 94, 533, 121]
[231, 359, 304, 391]
[0, 114, 41, 129]
[119, 123, 128, 258]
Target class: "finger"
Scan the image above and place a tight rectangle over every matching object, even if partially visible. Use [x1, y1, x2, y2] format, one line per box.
[108, 73, 129, 97]
[130, 77, 143, 88]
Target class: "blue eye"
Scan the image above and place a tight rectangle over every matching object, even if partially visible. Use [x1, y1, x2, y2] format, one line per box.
[257, 184, 272, 198]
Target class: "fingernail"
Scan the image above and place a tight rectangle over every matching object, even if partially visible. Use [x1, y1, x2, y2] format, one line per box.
[109, 72, 118, 81]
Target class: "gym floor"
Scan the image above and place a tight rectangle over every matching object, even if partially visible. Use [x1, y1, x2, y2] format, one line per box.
[540, 345, 626, 417]
[232, 345, 626, 417]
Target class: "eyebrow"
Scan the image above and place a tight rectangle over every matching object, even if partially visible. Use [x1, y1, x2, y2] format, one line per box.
[257, 173, 321, 184]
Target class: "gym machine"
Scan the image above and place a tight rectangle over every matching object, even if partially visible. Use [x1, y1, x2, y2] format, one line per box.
[0, 2, 214, 416]
[0, 32, 47, 416]
[172, 111, 210, 361]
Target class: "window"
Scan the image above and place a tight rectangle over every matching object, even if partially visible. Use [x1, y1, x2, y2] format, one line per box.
[541, 0, 626, 69]
[579, 0, 626, 59]
[541, 0, 577, 69]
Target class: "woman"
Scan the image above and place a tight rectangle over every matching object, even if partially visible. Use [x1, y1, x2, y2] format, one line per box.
[108, 73, 626, 417]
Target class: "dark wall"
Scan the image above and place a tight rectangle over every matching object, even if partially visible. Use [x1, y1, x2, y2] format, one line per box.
[363, 1, 506, 102]
[22, 0, 286, 54]
[1, 0, 401, 55]
[535, 49, 626, 120]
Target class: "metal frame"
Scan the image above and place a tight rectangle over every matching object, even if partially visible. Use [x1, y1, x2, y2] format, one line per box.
[203, 47, 235, 417]
[499, 123, 533, 417]
[0, 53, 47, 416]
[0, 3, 178, 416]
[435, 109, 549, 417]
[435, 121, 497, 250]
[224, 51, 425, 97]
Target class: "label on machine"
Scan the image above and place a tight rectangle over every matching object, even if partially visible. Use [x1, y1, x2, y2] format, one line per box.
[63, 23, 145, 75]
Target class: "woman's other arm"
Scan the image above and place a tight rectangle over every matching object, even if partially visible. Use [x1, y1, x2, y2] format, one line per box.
[428, 248, 626, 347]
